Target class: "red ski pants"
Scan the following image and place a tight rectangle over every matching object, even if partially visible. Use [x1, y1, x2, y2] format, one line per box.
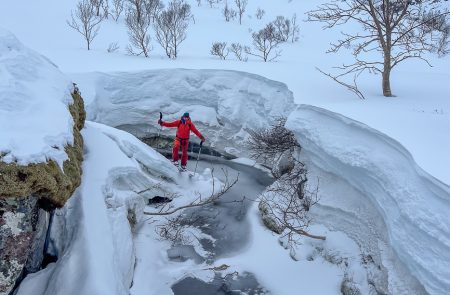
[172, 138, 189, 166]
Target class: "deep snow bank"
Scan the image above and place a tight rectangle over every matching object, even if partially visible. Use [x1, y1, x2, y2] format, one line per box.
[15, 122, 180, 295]
[75, 69, 294, 155]
[286, 105, 450, 295]
[0, 28, 74, 167]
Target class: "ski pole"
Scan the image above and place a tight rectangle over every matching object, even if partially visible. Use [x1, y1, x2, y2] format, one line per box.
[157, 112, 163, 149]
[192, 141, 203, 176]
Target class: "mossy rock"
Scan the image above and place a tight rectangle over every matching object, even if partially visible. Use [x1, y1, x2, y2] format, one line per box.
[0, 92, 85, 208]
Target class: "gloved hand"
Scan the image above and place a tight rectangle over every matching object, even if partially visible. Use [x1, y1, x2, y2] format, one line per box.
[201, 136, 206, 142]
[158, 119, 163, 125]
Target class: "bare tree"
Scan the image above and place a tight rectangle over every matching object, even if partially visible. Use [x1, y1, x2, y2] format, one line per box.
[223, 1, 237, 22]
[196, 0, 201, 7]
[290, 13, 300, 43]
[67, 0, 103, 50]
[234, 0, 247, 25]
[256, 7, 265, 20]
[154, 0, 192, 59]
[211, 41, 229, 59]
[308, 0, 450, 97]
[228, 42, 248, 61]
[110, 0, 125, 21]
[272, 16, 291, 42]
[125, 4, 152, 57]
[245, 23, 283, 62]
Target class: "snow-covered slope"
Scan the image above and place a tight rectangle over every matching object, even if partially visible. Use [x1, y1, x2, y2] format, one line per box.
[287, 105, 450, 295]
[76, 69, 294, 154]
[0, 0, 448, 183]
[0, 28, 73, 167]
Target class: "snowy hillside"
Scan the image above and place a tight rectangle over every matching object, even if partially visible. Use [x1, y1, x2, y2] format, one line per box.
[0, 0, 448, 183]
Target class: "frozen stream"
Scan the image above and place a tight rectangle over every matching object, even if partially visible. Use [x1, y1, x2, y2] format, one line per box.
[132, 158, 274, 295]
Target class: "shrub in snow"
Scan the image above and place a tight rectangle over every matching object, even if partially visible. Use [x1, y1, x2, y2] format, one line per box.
[206, 0, 221, 8]
[210, 41, 229, 59]
[222, 2, 237, 22]
[255, 7, 265, 20]
[228, 42, 248, 61]
[307, 0, 450, 97]
[245, 22, 283, 62]
[125, 3, 152, 57]
[107, 42, 120, 52]
[67, 0, 103, 50]
[247, 118, 325, 243]
[154, 0, 191, 59]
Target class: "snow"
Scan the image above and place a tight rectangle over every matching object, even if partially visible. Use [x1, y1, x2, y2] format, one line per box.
[286, 105, 450, 295]
[0, 0, 448, 182]
[1, 0, 450, 293]
[15, 121, 180, 295]
[0, 28, 73, 167]
[74, 69, 294, 154]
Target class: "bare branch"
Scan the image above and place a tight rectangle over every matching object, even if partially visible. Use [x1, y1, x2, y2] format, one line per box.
[143, 169, 239, 216]
[67, 0, 103, 50]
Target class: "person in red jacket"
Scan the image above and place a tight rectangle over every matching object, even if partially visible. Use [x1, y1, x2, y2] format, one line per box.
[158, 112, 205, 170]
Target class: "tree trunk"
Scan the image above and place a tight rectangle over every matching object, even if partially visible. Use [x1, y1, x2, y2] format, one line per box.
[382, 55, 392, 97]
[382, 68, 392, 97]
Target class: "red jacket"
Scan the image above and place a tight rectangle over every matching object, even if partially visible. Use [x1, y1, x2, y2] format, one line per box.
[161, 117, 204, 140]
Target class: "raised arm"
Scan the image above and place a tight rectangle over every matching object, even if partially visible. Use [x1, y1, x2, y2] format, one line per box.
[159, 119, 180, 128]
[190, 122, 205, 141]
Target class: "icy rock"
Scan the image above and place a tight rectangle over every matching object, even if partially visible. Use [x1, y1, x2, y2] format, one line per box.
[258, 200, 284, 234]
[0, 197, 50, 294]
[340, 277, 362, 295]
[271, 149, 295, 179]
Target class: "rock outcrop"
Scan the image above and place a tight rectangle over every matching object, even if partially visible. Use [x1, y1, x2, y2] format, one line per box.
[0, 29, 86, 294]
[0, 92, 85, 295]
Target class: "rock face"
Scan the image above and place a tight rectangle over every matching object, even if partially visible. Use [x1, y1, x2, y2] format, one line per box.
[0, 92, 85, 295]
[0, 29, 86, 294]
[0, 92, 85, 207]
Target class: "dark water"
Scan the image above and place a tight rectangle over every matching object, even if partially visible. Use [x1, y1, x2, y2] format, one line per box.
[170, 158, 273, 295]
